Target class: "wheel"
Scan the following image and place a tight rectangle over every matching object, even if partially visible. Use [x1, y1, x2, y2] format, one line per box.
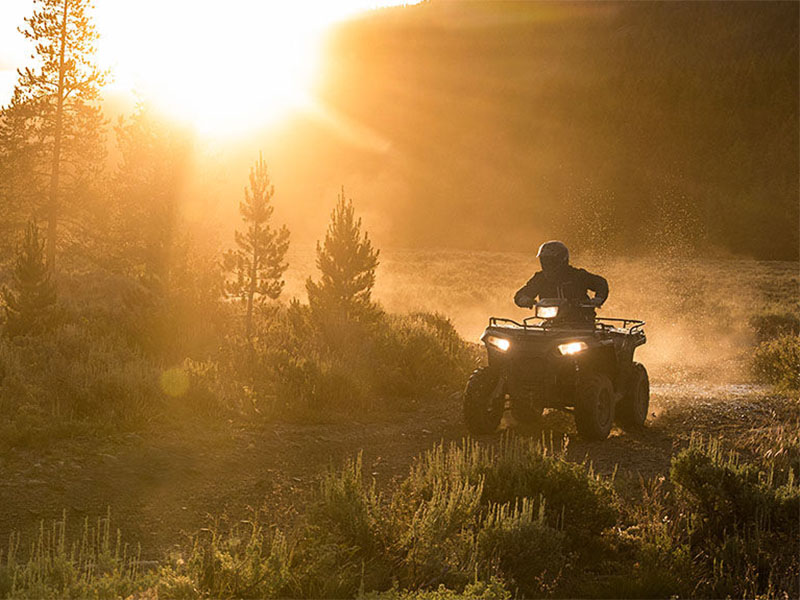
[616, 362, 649, 430]
[463, 367, 504, 434]
[575, 374, 615, 441]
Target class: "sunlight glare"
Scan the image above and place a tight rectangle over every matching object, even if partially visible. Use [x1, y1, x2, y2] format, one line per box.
[96, 1, 419, 137]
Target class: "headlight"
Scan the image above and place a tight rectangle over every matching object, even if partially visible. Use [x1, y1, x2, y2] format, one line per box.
[485, 335, 511, 352]
[558, 341, 588, 355]
[536, 305, 559, 319]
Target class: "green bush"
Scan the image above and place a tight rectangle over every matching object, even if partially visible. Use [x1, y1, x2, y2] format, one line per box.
[0, 511, 154, 600]
[158, 519, 293, 600]
[752, 333, 800, 390]
[475, 499, 564, 596]
[299, 436, 581, 597]
[669, 436, 800, 598]
[359, 578, 511, 600]
[400, 436, 617, 543]
[237, 306, 475, 418]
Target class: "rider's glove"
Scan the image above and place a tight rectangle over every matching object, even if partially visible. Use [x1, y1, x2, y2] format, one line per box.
[588, 296, 605, 308]
[516, 294, 534, 309]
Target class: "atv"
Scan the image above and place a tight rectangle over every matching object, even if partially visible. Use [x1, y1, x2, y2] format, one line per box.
[463, 298, 649, 440]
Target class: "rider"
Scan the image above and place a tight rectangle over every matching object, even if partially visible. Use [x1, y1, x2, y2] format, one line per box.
[514, 240, 608, 322]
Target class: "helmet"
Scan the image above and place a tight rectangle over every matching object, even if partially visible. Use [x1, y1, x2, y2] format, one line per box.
[537, 240, 569, 273]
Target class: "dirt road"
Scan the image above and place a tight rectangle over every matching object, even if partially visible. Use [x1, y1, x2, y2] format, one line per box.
[0, 383, 793, 560]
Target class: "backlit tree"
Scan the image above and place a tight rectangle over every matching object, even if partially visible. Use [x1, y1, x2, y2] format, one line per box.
[306, 188, 380, 321]
[224, 153, 290, 338]
[0, 0, 107, 272]
[3, 220, 57, 337]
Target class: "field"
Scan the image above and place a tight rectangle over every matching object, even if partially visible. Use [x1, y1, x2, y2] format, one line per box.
[0, 251, 797, 598]
[286, 249, 799, 379]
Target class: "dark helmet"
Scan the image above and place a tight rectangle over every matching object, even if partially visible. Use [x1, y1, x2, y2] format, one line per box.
[537, 240, 569, 273]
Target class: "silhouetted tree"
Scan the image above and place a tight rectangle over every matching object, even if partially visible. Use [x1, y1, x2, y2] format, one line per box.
[107, 104, 192, 291]
[3, 220, 57, 337]
[0, 0, 107, 272]
[306, 188, 380, 321]
[224, 153, 290, 338]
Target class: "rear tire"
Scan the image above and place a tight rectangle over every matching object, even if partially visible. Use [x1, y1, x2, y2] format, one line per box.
[575, 374, 615, 441]
[463, 367, 504, 435]
[616, 362, 649, 430]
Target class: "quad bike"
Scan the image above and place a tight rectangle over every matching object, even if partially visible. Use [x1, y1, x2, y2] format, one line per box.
[463, 298, 649, 440]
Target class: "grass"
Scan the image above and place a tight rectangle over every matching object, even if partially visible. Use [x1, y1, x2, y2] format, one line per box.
[0, 510, 153, 599]
[5, 429, 798, 599]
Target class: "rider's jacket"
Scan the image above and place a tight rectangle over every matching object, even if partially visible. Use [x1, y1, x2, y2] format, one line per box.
[513, 265, 609, 309]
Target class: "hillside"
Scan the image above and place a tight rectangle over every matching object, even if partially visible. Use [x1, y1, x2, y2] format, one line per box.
[307, 1, 798, 259]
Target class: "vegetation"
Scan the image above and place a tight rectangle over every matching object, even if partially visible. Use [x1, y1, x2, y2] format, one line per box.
[0, 0, 107, 269]
[0, 2, 797, 599]
[752, 334, 800, 391]
[224, 153, 290, 338]
[306, 188, 380, 323]
[2, 220, 57, 338]
[3, 432, 797, 599]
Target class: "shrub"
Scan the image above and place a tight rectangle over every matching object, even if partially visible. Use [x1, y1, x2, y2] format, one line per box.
[0, 511, 154, 599]
[298, 436, 581, 596]
[360, 578, 511, 600]
[160, 519, 293, 599]
[670, 436, 800, 598]
[400, 436, 617, 544]
[752, 333, 800, 390]
[475, 499, 564, 596]
[749, 312, 800, 343]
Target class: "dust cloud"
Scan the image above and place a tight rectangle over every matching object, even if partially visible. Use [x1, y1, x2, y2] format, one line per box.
[284, 249, 798, 384]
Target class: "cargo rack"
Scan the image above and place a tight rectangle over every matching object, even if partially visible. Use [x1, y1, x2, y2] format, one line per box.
[488, 316, 645, 336]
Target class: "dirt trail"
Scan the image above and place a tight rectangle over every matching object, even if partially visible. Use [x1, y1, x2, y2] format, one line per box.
[0, 383, 791, 560]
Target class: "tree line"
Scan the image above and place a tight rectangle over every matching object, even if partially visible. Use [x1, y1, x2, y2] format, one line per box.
[0, 0, 380, 340]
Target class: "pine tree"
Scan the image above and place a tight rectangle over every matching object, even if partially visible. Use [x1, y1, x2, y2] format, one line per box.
[3, 220, 57, 337]
[306, 188, 380, 321]
[224, 153, 290, 337]
[106, 103, 193, 290]
[0, 0, 107, 272]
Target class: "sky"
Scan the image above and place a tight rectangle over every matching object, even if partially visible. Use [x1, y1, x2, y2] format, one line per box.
[0, 0, 420, 131]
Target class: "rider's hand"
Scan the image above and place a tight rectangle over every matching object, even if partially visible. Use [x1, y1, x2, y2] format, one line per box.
[516, 294, 533, 308]
[589, 296, 605, 308]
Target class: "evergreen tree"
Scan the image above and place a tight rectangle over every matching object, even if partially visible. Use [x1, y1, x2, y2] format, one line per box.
[306, 188, 380, 321]
[224, 153, 290, 337]
[106, 104, 193, 291]
[3, 220, 57, 337]
[0, 0, 107, 272]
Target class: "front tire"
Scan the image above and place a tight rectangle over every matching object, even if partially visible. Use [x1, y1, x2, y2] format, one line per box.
[575, 374, 615, 441]
[463, 367, 504, 434]
[616, 362, 649, 429]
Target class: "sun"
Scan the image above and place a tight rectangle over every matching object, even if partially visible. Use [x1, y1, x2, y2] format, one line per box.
[95, 1, 418, 137]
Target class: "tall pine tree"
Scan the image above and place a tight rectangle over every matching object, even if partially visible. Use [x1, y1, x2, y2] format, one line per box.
[306, 187, 380, 321]
[2, 220, 57, 337]
[0, 0, 107, 271]
[224, 153, 290, 338]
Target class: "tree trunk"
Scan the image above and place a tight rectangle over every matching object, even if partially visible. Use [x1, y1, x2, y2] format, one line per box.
[245, 245, 258, 339]
[46, 0, 69, 272]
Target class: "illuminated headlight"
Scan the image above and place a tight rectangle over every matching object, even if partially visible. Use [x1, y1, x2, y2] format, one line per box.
[558, 341, 588, 356]
[536, 305, 559, 319]
[485, 335, 511, 352]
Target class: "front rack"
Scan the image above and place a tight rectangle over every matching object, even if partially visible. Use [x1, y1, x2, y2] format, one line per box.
[489, 316, 645, 335]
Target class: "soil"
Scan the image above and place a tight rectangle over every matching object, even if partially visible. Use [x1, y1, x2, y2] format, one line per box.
[0, 383, 795, 560]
